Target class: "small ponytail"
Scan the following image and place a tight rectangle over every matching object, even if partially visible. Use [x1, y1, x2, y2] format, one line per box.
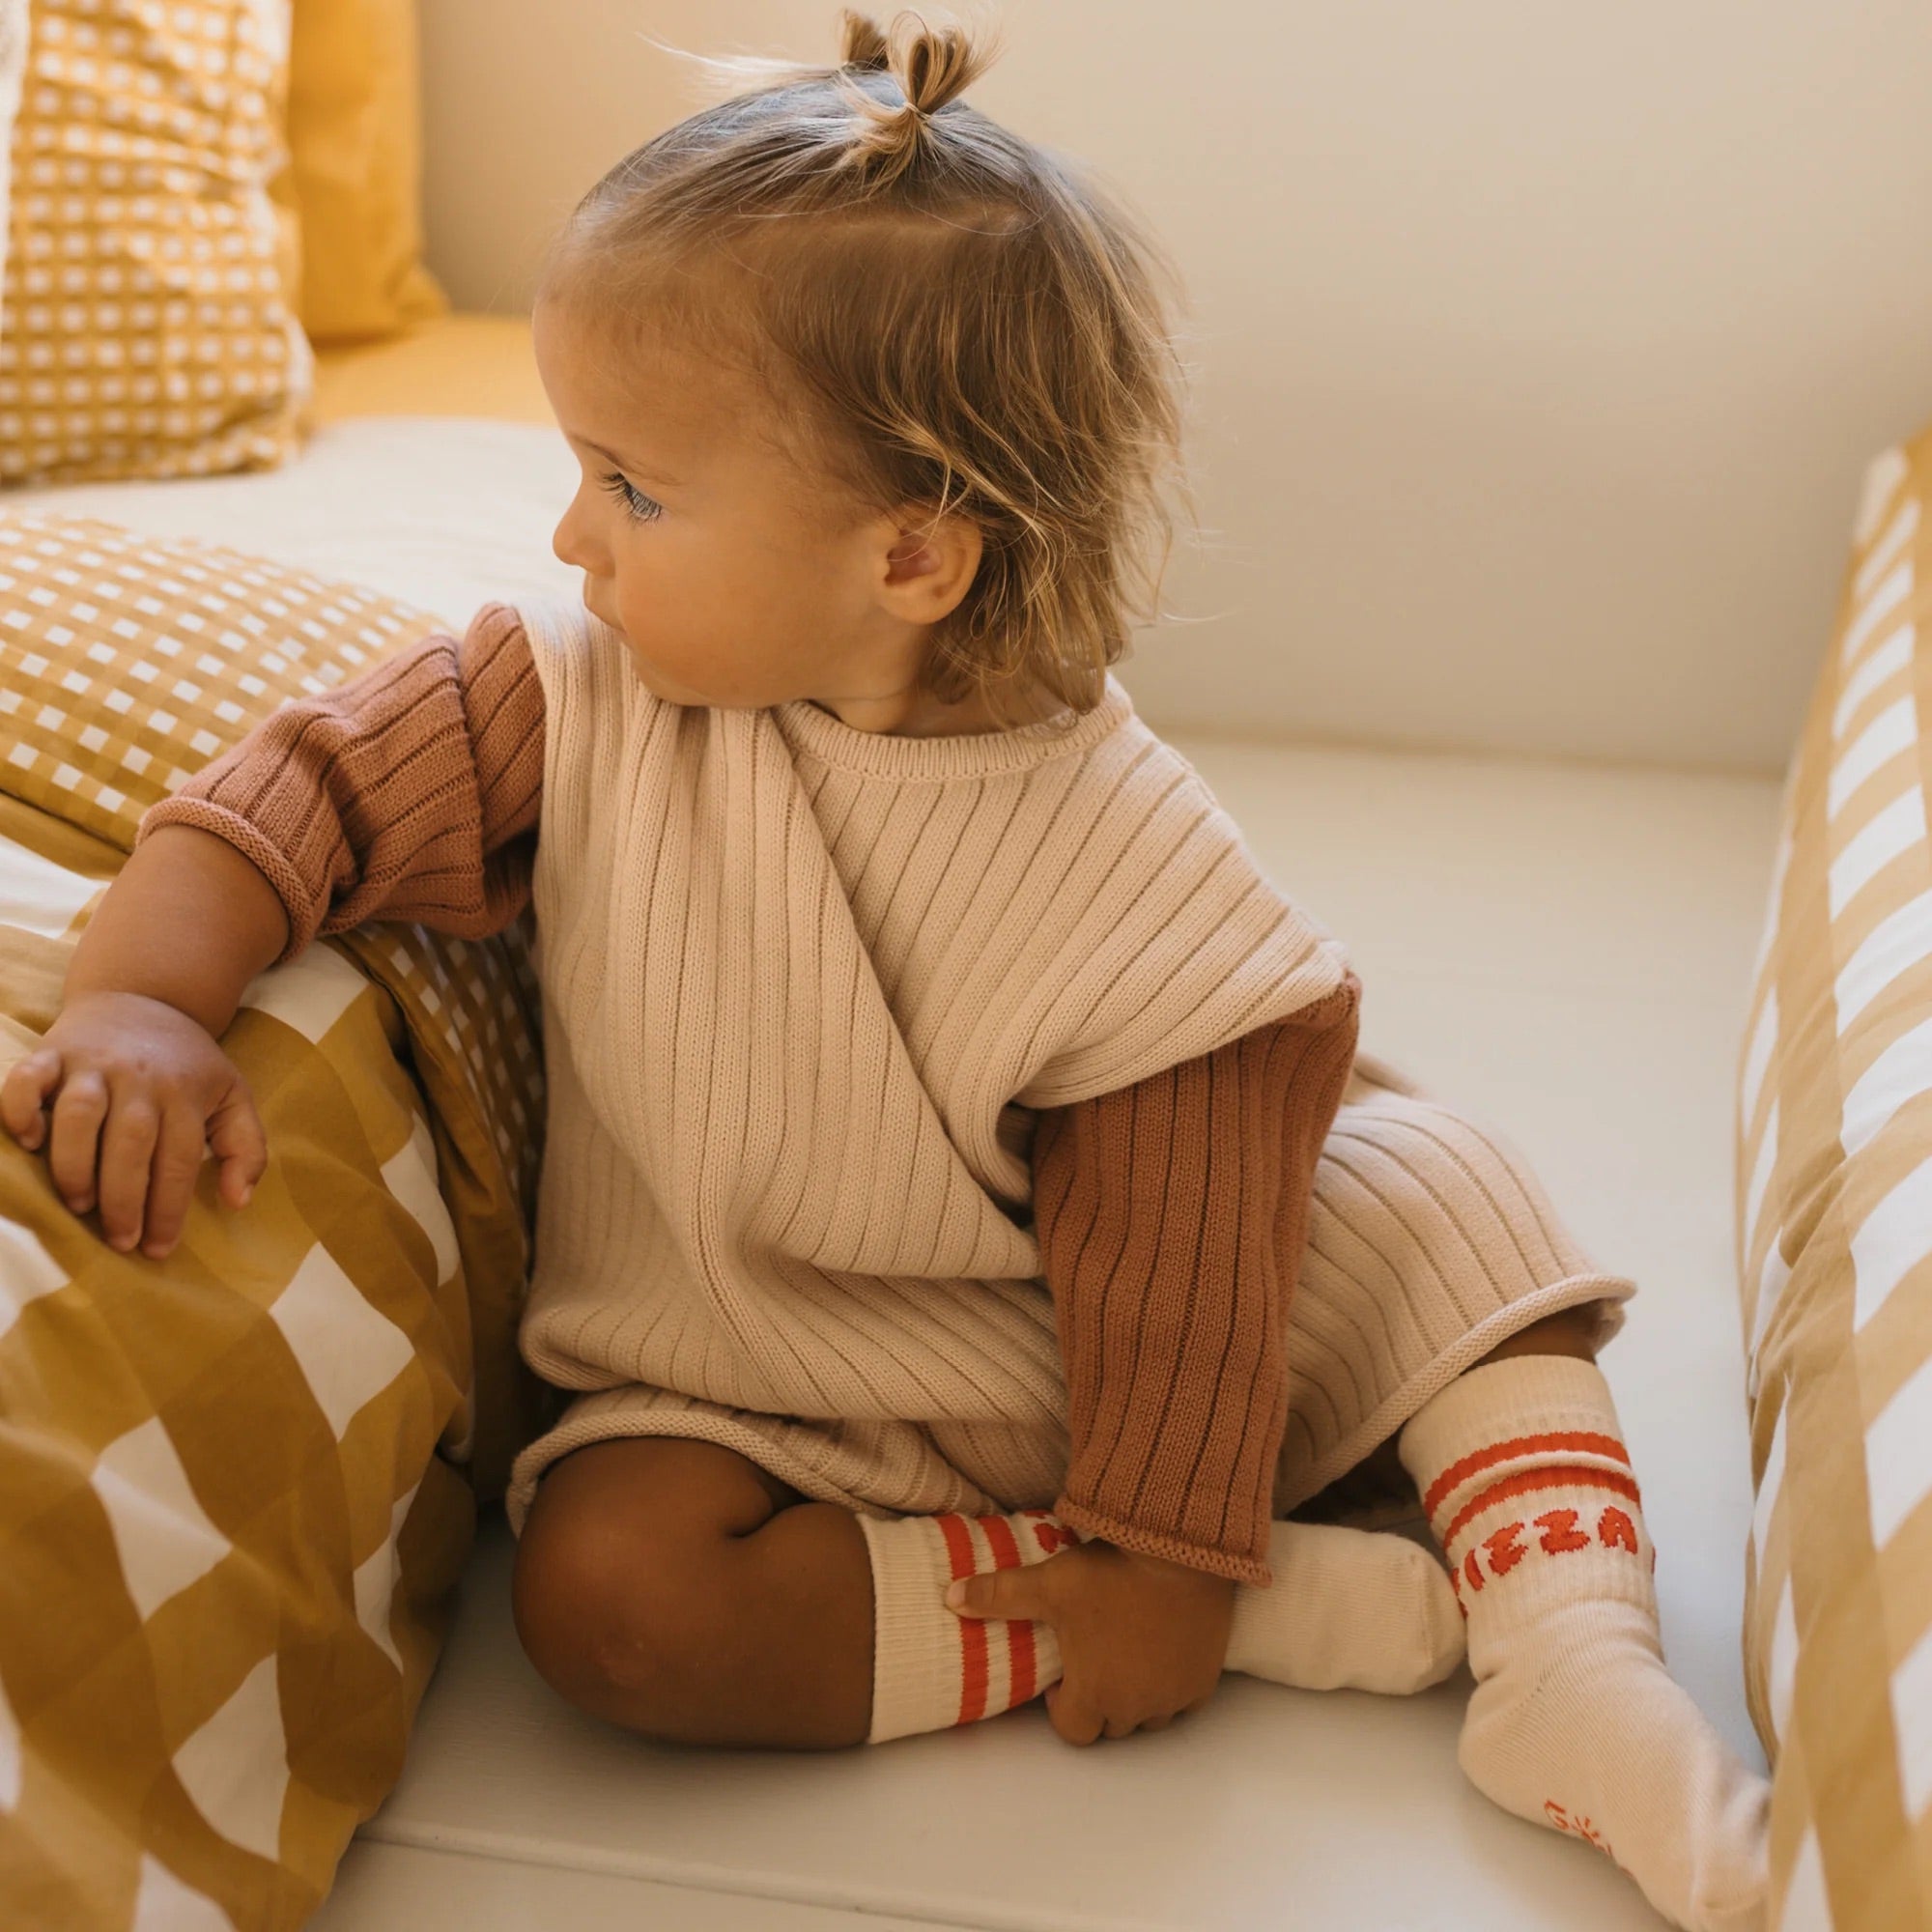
[838, 9, 892, 72]
[833, 9, 1002, 185]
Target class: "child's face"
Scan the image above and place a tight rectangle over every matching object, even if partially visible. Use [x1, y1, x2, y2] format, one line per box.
[532, 296, 985, 727]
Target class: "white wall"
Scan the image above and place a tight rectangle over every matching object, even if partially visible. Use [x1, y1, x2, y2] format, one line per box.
[415, 0, 1932, 776]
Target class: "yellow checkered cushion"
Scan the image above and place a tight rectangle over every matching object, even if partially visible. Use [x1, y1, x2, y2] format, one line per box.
[0, 511, 550, 1494]
[0, 515, 558, 1922]
[0, 514, 440, 847]
[0, 790, 475, 1928]
[0, 0, 311, 486]
[1738, 426, 1932, 1926]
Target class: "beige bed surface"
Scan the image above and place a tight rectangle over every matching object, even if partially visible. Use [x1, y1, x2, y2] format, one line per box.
[308, 313, 553, 428]
[327, 751, 1778, 1932]
[1, 412, 1776, 1929]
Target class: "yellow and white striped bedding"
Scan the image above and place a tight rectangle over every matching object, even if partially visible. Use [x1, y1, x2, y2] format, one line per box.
[0, 515, 548, 1927]
[1738, 426, 1932, 1931]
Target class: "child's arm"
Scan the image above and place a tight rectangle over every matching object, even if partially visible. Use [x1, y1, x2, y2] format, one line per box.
[1038, 966, 1364, 1585]
[0, 603, 545, 1259]
[135, 600, 544, 965]
[950, 969, 1362, 1746]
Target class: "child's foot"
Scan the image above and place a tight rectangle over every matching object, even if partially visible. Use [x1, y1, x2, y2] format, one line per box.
[1226, 1519, 1464, 1694]
[1460, 1596, 1769, 1932]
[861, 1506, 1465, 1742]
[1400, 1355, 1769, 1932]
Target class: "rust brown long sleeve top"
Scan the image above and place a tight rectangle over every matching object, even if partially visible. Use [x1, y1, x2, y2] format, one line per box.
[141, 605, 1362, 1585]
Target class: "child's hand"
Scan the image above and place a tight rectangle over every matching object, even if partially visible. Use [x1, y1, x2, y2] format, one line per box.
[947, 1538, 1236, 1745]
[0, 991, 267, 1261]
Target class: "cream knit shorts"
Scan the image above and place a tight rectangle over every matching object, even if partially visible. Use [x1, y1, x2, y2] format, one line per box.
[503, 1052, 1634, 1534]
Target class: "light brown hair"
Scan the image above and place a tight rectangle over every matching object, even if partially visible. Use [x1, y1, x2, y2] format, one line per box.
[537, 6, 1199, 729]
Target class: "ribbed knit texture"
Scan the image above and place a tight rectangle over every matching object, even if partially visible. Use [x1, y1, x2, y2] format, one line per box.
[147, 598, 1643, 1579]
[142, 604, 1351, 1573]
[1400, 1358, 1770, 1932]
[505, 592, 1352, 1500]
[1034, 972, 1360, 1582]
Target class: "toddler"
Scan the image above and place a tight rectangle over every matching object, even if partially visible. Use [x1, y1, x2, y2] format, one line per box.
[0, 11, 1768, 1928]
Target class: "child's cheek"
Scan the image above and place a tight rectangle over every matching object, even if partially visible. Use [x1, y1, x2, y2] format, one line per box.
[618, 630, 726, 707]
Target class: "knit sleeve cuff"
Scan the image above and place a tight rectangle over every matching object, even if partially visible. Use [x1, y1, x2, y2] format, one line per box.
[1053, 1495, 1274, 1588]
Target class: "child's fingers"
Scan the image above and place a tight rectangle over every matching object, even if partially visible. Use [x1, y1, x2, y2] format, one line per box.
[947, 1560, 1055, 1623]
[1043, 1676, 1105, 1748]
[96, 1092, 162, 1251]
[0, 1047, 62, 1150]
[142, 1104, 212, 1259]
[44, 1068, 109, 1214]
[206, 1085, 265, 1211]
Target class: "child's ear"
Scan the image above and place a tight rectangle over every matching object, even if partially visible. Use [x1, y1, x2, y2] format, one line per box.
[882, 509, 983, 621]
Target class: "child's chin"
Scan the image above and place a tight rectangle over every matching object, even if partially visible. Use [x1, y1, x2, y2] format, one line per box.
[623, 652, 701, 705]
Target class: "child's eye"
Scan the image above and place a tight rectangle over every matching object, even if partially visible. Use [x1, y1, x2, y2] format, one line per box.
[598, 469, 663, 524]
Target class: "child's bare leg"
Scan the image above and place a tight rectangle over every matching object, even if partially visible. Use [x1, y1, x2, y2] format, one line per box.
[514, 1439, 1107, 1749]
[513, 1434, 1467, 1754]
[508, 1304, 1582, 1759]
[1474, 1304, 1599, 1364]
[512, 1435, 876, 1749]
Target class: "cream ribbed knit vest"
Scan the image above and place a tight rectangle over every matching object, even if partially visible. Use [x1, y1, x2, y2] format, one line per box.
[515, 601, 1350, 1430]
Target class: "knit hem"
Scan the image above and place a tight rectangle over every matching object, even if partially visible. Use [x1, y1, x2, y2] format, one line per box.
[1272, 1270, 1638, 1518]
[501, 1395, 1002, 1536]
[1053, 1498, 1274, 1589]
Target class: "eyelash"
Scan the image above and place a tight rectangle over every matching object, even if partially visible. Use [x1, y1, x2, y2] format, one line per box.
[598, 469, 663, 524]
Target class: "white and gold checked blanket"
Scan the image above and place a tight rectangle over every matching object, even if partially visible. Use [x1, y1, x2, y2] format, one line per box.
[1739, 425, 1932, 1932]
[0, 516, 549, 1929]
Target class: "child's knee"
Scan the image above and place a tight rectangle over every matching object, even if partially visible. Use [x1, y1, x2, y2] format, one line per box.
[510, 1439, 771, 1733]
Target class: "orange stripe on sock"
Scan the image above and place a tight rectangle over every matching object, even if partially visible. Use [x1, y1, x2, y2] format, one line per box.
[976, 1515, 1037, 1708]
[1439, 1465, 1642, 1555]
[936, 1514, 989, 1725]
[1422, 1431, 1633, 1522]
[1006, 1617, 1037, 1709]
[977, 1515, 1025, 1571]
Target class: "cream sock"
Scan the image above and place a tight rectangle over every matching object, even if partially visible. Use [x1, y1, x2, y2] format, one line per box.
[1398, 1355, 1770, 1932]
[1226, 1518, 1464, 1694]
[859, 1505, 1465, 1743]
[860, 1506, 1068, 1743]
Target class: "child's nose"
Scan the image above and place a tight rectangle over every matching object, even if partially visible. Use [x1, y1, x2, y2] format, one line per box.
[553, 495, 604, 574]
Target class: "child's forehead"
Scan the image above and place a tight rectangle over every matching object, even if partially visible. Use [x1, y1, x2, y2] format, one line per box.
[538, 299, 751, 459]
[535, 294, 852, 510]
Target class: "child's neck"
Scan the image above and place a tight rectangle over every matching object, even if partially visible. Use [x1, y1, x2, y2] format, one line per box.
[812, 678, 1064, 739]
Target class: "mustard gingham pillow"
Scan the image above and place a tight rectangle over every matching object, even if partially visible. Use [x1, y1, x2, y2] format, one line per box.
[0, 0, 312, 486]
[0, 512, 551, 1494]
[0, 512, 440, 846]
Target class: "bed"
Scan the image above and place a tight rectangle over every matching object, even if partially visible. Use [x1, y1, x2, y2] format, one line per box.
[0, 313, 1773, 1931]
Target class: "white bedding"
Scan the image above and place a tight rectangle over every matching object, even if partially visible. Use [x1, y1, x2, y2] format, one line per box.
[9, 416, 583, 631]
